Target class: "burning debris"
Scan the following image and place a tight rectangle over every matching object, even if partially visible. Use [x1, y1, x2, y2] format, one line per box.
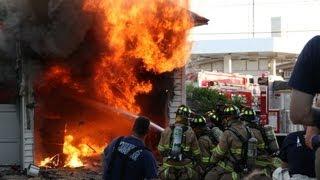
[39, 125, 106, 168]
[40, 154, 60, 168]
[62, 135, 104, 168]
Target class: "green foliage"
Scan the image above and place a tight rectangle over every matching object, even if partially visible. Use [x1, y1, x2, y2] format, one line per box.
[231, 95, 246, 109]
[186, 85, 228, 115]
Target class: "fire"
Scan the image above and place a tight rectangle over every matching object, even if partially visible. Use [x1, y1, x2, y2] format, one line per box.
[84, 0, 192, 72]
[85, 0, 193, 113]
[63, 135, 105, 168]
[63, 135, 84, 168]
[40, 157, 54, 167]
[40, 65, 85, 94]
[37, 0, 192, 168]
[40, 135, 105, 168]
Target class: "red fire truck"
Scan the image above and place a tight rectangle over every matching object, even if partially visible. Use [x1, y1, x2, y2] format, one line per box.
[197, 71, 274, 130]
[198, 71, 256, 106]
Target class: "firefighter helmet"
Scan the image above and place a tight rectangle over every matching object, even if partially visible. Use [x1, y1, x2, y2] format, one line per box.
[216, 101, 226, 113]
[176, 105, 192, 118]
[190, 115, 206, 128]
[241, 107, 256, 122]
[205, 111, 219, 124]
[223, 105, 240, 117]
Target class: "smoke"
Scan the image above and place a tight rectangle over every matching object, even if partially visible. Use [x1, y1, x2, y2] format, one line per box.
[22, 0, 95, 58]
[0, 0, 21, 57]
[0, 0, 205, 60]
[0, 0, 94, 58]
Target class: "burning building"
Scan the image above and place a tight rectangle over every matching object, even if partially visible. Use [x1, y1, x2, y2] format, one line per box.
[0, 0, 207, 169]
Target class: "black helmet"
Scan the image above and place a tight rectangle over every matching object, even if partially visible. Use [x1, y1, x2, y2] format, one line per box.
[240, 107, 256, 122]
[190, 115, 207, 128]
[216, 101, 226, 113]
[176, 105, 192, 118]
[205, 111, 219, 124]
[223, 105, 240, 118]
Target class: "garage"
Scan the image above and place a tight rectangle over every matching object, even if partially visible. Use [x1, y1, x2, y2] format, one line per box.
[0, 104, 20, 165]
[0, 58, 21, 165]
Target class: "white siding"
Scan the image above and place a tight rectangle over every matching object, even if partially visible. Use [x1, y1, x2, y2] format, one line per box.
[169, 68, 186, 124]
[23, 131, 34, 168]
[22, 67, 35, 169]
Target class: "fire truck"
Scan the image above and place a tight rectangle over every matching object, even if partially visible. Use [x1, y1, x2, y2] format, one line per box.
[197, 70, 278, 131]
[195, 70, 305, 145]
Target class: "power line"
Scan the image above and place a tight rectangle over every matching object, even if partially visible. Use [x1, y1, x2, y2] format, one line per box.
[190, 29, 320, 36]
[209, 0, 320, 7]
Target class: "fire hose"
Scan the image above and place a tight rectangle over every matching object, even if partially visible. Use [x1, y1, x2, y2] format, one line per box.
[67, 95, 165, 132]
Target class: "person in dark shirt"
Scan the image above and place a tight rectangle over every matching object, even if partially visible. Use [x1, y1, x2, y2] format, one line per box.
[279, 130, 316, 179]
[102, 116, 158, 180]
[288, 36, 320, 178]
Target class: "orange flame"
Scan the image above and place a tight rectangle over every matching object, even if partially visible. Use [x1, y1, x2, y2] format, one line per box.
[63, 135, 105, 168]
[86, 0, 193, 113]
[40, 65, 85, 94]
[40, 135, 105, 168]
[38, 0, 192, 168]
[40, 157, 56, 167]
[63, 135, 84, 168]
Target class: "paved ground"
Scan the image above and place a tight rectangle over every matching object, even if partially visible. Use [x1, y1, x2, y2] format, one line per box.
[0, 166, 102, 180]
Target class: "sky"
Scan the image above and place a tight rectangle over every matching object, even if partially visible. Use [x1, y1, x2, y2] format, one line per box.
[189, 0, 320, 44]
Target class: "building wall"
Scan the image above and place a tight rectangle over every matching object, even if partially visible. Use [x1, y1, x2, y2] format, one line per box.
[168, 68, 186, 124]
[21, 60, 40, 169]
[193, 59, 271, 76]
[21, 79, 35, 169]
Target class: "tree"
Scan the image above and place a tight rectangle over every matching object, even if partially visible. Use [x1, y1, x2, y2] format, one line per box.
[186, 85, 228, 115]
[231, 94, 247, 109]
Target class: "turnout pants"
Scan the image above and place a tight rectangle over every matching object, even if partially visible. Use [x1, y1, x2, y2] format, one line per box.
[159, 165, 199, 180]
[204, 167, 237, 180]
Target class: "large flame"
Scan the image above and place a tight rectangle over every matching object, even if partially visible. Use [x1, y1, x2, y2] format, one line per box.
[84, 0, 192, 72]
[37, 0, 192, 167]
[87, 0, 193, 113]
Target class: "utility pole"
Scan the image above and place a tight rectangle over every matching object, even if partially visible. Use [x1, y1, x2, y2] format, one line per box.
[252, 0, 255, 38]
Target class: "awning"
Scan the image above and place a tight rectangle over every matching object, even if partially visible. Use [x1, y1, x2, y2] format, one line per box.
[273, 81, 291, 91]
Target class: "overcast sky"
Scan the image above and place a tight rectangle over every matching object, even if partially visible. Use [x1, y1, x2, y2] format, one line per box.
[189, 0, 320, 42]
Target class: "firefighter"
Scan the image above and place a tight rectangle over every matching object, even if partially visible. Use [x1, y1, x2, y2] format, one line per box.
[205, 110, 220, 129]
[205, 105, 258, 180]
[241, 107, 280, 175]
[158, 105, 201, 180]
[214, 101, 227, 131]
[190, 115, 215, 176]
[103, 116, 158, 180]
[205, 111, 223, 149]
